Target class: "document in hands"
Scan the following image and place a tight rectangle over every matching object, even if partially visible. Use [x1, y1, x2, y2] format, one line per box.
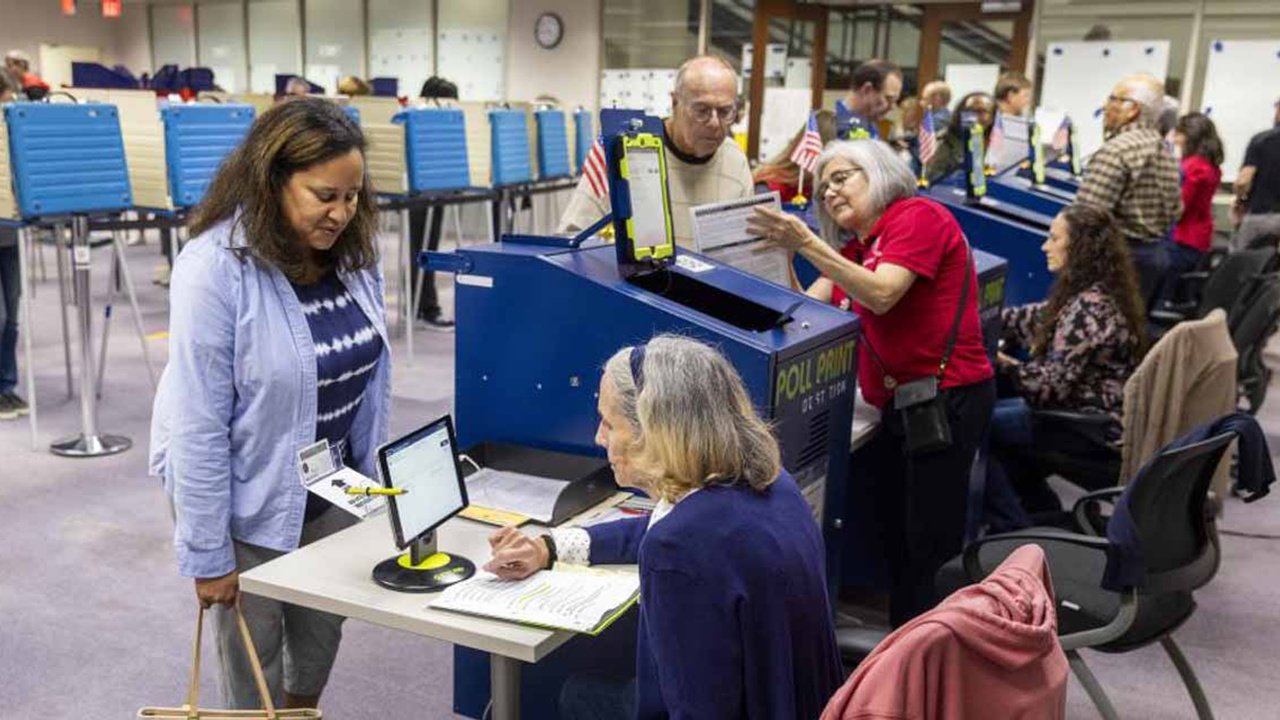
[690, 192, 792, 288]
[430, 568, 640, 635]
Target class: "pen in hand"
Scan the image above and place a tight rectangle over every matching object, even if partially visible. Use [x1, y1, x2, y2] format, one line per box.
[344, 486, 408, 496]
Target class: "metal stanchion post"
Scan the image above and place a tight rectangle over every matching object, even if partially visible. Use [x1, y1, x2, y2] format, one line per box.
[17, 226, 38, 449]
[50, 215, 131, 458]
[401, 207, 414, 361]
[54, 224, 74, 397]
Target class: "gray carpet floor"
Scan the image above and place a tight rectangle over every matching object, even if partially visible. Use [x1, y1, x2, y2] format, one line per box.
[2, 227, 1279, 719]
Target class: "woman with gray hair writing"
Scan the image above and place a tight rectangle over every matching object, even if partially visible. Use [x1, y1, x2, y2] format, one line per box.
[483, 334, 841, 720]
[748, 139, 994, 626]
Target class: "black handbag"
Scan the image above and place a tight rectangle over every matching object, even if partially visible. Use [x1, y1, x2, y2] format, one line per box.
[864, 246, 974, 456]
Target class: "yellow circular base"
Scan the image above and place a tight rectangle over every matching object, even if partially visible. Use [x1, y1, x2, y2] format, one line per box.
[399, 551, 453, 571]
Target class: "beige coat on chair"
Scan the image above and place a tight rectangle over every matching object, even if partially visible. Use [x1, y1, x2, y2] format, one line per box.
[1120, 309, 1238, 497]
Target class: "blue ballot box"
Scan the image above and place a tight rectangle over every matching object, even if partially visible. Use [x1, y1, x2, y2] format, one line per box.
[4, 102, 132, 218]
[162, 103, 255, 208]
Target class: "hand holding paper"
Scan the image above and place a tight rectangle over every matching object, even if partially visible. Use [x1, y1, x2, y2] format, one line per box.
[747, 205, 817, 252]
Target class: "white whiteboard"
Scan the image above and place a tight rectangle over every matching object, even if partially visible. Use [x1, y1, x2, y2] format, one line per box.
[759, 88, 813, 163]
[944, 64, 999, 105]
[1201, 39, 1280, 182]
[437, 29, 505, 101]
[599, 69, 676, 119]
[1040, 41, 1170, 160]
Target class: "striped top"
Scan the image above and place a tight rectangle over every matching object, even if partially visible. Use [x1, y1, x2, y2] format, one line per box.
[292, 271, 384, 519]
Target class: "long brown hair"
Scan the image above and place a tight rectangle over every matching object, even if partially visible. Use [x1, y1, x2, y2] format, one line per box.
[189, 96, 378, 282]
[1034, 205, 1147, 356]
[1176, 112, 1224, 167]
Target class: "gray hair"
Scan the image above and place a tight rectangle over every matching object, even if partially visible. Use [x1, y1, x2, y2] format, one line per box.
[812, 139, 917, 248]
[1119, 74, 1164, 123]
[601, 335, 780, 501]
[673, 54, 738, 98]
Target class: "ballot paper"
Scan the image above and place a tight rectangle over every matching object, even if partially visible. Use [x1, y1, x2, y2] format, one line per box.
[690, 192, 792, 288]
[430, 567, 640, 635]
[465, 467, 565, 525]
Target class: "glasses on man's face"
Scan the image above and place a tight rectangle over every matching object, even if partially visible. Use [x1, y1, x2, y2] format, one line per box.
[1106, 94, 1137, 107]
[819, 168, 862, 198]
[686, 102, 739, 125]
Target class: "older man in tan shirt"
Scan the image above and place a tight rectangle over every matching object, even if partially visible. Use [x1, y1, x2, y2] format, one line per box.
[558, 55, 754, 247]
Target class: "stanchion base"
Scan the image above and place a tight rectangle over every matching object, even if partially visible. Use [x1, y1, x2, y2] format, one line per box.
[50, 433, 132, 458]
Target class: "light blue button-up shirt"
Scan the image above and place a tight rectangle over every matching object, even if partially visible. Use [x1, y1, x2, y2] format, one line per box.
[149, 217, 391, 578]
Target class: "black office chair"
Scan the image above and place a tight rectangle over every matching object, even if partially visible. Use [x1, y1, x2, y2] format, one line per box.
[1229, 274, 1280, 413]
[938, 430, 1236, 720]
[1149, 247, 1276, 339]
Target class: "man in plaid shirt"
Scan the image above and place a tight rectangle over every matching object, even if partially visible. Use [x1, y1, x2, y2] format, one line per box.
[1075, 73, 1182, 309]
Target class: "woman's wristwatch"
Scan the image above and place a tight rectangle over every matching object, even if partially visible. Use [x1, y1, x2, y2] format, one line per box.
[542, 534, 558, 569]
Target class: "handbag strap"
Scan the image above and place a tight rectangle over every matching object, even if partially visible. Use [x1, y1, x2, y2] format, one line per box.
[858, 244, 976, 384]
[184, 604, 280, 720]
[938, 244, 975, 378]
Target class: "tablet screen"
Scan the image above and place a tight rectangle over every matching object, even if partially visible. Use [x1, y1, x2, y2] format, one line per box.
[379, 416, 467, 548]
[626, 145, 669, 249]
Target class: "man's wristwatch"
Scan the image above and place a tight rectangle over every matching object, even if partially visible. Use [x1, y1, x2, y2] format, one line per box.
[542, 534, 558, 569]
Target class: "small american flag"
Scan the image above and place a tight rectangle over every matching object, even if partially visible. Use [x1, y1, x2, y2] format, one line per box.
[918, 108, 937, 165]
[790, 112, 824, 173]
[1051, 117, 1071, 151]
[582, 137, 609, 199]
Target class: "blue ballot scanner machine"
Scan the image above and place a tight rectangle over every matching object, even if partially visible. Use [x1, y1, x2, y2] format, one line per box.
[161, 103, 255, 208]
[924, 120, 1055, 306]
[428, 109, 863, 718]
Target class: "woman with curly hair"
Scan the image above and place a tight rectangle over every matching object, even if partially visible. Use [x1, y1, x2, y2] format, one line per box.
[986, 205, 1147, 527]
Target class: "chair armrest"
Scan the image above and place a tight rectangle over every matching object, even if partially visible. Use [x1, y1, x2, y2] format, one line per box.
[1148, 308, 1190, 326]
[1071, 486, 1125, 537]
[1033, 411, 1120, 453]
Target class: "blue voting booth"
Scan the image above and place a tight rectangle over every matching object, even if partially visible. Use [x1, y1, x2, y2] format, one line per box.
[534, 109, 571, 180]
[161, 103, 255, 208]
[489, 108, 533, 187]
[429, 109, 862, 717]
[573, 109, 594, 173]
[4, 103, 132, 217]
[397, 107, 471, 193]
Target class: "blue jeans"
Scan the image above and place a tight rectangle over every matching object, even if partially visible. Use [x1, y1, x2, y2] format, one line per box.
[559, 674, 636, 720]
[0, 237, 20, 394]
[1162, 241, 1205, 306]
[983, 398, 1035, 532]
[1128, 240, 1170, 312]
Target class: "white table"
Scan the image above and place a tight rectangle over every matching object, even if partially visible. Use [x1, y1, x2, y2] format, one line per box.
[240, 504, 632, 720]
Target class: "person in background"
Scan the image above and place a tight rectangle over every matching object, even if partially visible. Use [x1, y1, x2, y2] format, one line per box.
[1232, 98, 1280, 250]
[752, 109, 838, 202]
[994, 72, 1033, 118]
[559, 55, 753, 248]
[1168, 113, 1224, 283]
[926, 91, 995, 183]
[337, 76, 371, 97]
[987, 205, 1146, 526]
[749, 140, 994, 626]
[149, 97, 390, 711]
[0, 226, 25, 420]
[485, 335, 841, 720]
[284, 76, 311, 97]
[409, 75, 460, 330]
[921, 80, 953, 132]
[892, 96, 925, 175]
[1074, 73, 1181, 311]
[837, 59, 903, 140]
[4, 50, 48, 100]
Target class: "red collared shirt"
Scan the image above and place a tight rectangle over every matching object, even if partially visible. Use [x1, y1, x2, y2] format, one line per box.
[830, 197, 993, 409]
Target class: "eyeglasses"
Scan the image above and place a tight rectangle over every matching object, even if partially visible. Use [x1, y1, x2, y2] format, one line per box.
[1106, 94, 1137, 106]
[685, 102, 739, 125]
[819, 168, 862, 197]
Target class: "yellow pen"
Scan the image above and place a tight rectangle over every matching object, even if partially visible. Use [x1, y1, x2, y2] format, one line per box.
[345, 487, 408, 496]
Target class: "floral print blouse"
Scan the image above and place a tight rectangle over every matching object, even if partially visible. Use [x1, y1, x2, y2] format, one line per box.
[1001, 283, 1141, 423]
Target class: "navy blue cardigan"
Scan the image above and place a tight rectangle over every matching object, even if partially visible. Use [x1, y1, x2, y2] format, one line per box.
[585, 472, 842, 719]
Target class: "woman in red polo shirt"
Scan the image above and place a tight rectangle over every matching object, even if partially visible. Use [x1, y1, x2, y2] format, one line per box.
[749, 139, 994, 626]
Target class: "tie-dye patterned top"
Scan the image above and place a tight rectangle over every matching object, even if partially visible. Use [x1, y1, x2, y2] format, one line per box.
[292, 271, 384, 518]
[1001, 282, 1141, 424]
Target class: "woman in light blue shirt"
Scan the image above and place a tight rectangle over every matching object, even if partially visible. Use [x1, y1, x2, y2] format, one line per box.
[150, 97, 390, 711]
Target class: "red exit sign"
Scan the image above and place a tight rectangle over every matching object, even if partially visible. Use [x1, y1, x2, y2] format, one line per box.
[102, 0, 121, 18]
